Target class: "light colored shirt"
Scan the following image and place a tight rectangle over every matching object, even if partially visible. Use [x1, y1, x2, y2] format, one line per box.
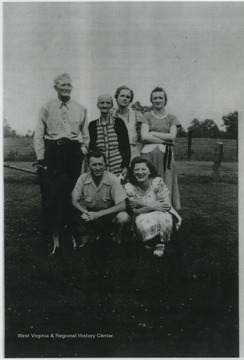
[72, 170, 127, 211]
[34, 98, 89, 160]
[125, 177, 171, 206]
[113, 107, 141, 145]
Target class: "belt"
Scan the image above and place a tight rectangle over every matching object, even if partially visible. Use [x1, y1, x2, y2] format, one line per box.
[46, 138, 78, 146]
[163, 143, 174, 172]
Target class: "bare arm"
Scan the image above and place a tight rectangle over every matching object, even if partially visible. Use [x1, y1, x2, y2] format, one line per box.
[129, 178, 171, 214]
[71, 181, 88, 214]
[132, 202, 170, 215]
[129, 199, 170, 215]
[71, 195, 88, 214]
[150, 125, 177, 142]
[140, 123, 164, 144]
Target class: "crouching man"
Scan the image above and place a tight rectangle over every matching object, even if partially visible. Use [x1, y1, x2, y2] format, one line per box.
[71, 150, 130, 245]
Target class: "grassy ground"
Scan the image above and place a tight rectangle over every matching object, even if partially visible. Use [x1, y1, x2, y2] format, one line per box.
[4, 162, 238, 357]
[4, 137, 238, 162]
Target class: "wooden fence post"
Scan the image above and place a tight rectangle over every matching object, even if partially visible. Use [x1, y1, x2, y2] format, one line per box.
[187, 130, 192, 160]
[213, 142, 223, 182]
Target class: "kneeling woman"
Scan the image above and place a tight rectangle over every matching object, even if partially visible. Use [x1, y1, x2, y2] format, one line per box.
[124, 157, 181, 257]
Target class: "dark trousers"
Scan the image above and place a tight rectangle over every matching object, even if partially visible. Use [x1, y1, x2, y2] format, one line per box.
[72, 209, 130, 244]
[39, 139, 83, 235]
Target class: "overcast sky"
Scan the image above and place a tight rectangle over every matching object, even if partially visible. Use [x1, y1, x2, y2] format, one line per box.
[3, 2, 244, 135]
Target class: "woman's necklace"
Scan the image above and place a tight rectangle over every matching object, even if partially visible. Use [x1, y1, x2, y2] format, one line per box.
[134, 179, 151, 196]
[152, 109, 167, 120]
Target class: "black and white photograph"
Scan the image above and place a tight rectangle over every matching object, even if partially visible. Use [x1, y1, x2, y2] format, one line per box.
[3, 1, 242, 358]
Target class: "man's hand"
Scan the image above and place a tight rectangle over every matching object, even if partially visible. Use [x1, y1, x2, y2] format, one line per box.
[80, 144, 88, 155]
[87, 211, 100, 221]
[81, 212, 90, 222]
[81, 211, 99, 222]
[33, 160, 47, 174]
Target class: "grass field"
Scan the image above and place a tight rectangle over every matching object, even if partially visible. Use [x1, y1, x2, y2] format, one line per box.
[4, 137, 238, 162]
[4, 162, 238, 357]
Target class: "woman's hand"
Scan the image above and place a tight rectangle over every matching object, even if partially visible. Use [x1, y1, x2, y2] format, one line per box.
[121, 167, 128, 179]
[150, 132, 173, 143]
[129, 198, 144, 209]
[152, 202, 171, 212]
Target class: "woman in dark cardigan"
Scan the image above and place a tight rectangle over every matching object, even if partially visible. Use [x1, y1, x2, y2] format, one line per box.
[89, 94, 131, 177]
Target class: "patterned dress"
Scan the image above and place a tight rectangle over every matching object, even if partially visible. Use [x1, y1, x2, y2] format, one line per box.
[139, 110, 181, 210]
[124, 177, 174, 243]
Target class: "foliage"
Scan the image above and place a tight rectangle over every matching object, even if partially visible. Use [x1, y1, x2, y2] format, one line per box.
[25, 130, 34, 137]
[177, 126, 187, 137]
[221, 111, 238, 139]
[4, 118, 35, 138]
[187, 118, 220, 138]
[3, 119, 19, 138]
[131, 101, 153, 113]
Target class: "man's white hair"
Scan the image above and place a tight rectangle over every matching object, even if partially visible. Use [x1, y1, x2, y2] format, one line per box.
[54, 73, 72, 86]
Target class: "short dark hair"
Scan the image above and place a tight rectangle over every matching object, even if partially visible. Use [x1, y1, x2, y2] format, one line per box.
[87, 150, 106, 163]
[114, 85, 134, 103]
[150, 87, 168, 105]
[127, 157, 159, 185]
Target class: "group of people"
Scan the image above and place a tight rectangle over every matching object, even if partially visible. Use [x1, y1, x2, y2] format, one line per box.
[34, 73, 182, 257]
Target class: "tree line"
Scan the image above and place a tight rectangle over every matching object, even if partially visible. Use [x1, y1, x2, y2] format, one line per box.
[131, 102, 238, 139]
[180, 111, 238, 139]
[3, 119, 34, 138]
[3, 108, 238, 139]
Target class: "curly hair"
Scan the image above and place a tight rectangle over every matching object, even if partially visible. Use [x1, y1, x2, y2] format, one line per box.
[127, 157, 159, 185]
[150, 86, 168, 105]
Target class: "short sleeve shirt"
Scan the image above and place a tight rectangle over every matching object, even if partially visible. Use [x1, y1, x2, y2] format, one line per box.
[140, 111, 180, 133]
[72, 171, 127, 211]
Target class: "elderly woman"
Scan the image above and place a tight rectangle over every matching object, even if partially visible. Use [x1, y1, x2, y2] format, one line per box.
[89, 94, 131, 177]
[124, 157, 181, 257]
[139, 87, 181, 210]
[113, 85, 142, 160]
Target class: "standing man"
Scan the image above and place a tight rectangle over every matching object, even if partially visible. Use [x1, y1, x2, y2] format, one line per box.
[71, 150, 130, 246]
[34, 73, 89, 254]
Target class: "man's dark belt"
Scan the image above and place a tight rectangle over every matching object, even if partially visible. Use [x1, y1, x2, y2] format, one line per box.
[46, 138, 79, 146]
[163, 143, 174, 172]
